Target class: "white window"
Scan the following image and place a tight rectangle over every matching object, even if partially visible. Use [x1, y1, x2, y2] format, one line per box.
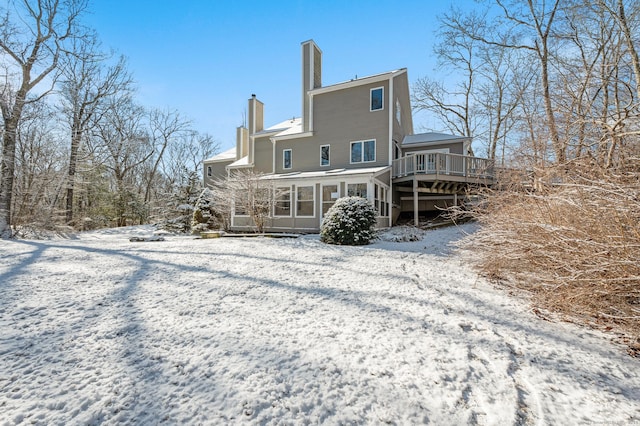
[375, 184, 389, 217]
[370, 87, 384, 111]
[350, 140, 376, 163]
[320, 145, 330, 167]
[283, 149, 292, 169]
[274, 187, 291, 217]
[296, 185, 314, 217]
[347, 183, 367, 199]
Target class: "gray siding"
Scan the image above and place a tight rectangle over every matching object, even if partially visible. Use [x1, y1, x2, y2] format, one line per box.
[274, 81, 391, 174]
[203, 160, 232, 188]
[402, 142, 465, 156]
[253, 136, 273, 174]
[392, 72, 413, 152]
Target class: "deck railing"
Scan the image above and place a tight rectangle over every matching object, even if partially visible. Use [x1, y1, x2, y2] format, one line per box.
[392, 153, 495, 180]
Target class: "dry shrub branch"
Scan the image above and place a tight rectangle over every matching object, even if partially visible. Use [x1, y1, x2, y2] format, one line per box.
[457, 159, 640, 344]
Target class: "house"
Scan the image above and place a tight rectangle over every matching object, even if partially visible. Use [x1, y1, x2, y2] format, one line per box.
[203, 40, 494, 232]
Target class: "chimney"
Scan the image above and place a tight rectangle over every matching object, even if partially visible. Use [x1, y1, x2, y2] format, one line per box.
[247, 94, 264, 165]
[236, 126, 248, 159]
[248, 94, 264, 135]
[301, 40, 322, 133]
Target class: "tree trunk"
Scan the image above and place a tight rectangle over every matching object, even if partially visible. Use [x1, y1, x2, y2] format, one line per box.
[618, 0, 640, 101]
[1, 92, 26, 238]
[0, 120, 18, 238]
[65, 126, 82, 224]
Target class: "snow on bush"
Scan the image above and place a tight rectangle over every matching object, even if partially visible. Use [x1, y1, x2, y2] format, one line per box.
[320, 196, 377, 245]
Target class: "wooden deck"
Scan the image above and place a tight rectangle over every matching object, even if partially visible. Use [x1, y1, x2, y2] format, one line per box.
[392, 153, 495, 224]
[392, 152, 495, 187]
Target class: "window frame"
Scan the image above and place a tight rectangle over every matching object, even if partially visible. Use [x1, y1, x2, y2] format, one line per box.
[370, 87, 384, 111]
[295, 185, 315, 217]
[321, 183, 339, 216]
[347, 182, 368, 200]
[320, 144, 330, 167]
[350, 139, 376, 164]
[274, 186, 292, 217]
[283, 148, 292, 170]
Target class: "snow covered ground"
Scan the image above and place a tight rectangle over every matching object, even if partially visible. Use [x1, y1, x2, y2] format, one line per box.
[1, 224, 639, 425]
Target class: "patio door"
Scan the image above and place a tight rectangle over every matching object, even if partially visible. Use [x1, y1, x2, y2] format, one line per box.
[321, 184, 339, 216]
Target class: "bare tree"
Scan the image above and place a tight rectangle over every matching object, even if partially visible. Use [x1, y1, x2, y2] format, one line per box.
[144, 108, 190, 204]
[0, 0, 87, 238]
[209, 170, 282, 234]
[413, 8, 484, 140]
[90, 94, 152, 226]
[59, 37, 132, 225]
[13, 98, 66, 226]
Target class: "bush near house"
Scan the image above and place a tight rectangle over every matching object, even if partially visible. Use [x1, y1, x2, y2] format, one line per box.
[320, 196, 377, 245]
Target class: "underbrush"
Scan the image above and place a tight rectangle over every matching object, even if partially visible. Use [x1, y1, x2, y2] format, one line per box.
[456, 160, 640, 354]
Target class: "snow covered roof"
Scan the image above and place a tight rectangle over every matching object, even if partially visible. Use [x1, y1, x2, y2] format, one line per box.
[204, 147, 236, 163]
[401, 132, 470, 148]
[264, 166, 390, 181]
[227, 155, 251, 168]
[254, 117, 302, 138]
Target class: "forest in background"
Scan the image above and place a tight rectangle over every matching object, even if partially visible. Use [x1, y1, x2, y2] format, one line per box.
[413, 0, 639, 348]
[0, 0, 219, 238]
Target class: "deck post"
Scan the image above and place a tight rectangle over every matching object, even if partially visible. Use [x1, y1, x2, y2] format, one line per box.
[413, 178, 419, 226]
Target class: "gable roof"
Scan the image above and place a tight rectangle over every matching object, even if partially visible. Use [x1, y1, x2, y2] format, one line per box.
[309, 68, 407, 96]
[204, 147, 236, 163]
[254, 117, 302, 138]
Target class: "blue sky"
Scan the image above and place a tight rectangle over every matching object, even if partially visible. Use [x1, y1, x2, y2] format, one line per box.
[85, 1, 475, 151]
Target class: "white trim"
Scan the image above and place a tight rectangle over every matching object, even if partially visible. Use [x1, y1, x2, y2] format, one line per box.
[309, 69, 406, 95]
[309, 93, 314, 131]
[320, 144, 330, 167]
[273, 131, 314, 141]
[350, 139, 377, 164]
[295, 184, 315, 217]
[406, 148, 450, 155]
[283, 148, 292, 169]
[388, 77, 394, 227]
[346, 182, 369, 201]
[370, 86, 384, 112]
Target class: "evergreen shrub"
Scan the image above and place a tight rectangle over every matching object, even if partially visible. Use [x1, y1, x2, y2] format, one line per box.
[320, 196, 377, 245]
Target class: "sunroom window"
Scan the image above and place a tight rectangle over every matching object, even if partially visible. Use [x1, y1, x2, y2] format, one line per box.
[274, 187, 291, 216]
[296, 186, 314, 216]
[347, 183, 367, 199]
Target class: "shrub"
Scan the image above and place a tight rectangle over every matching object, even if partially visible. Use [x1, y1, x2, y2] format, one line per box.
[320, 196, 377, 245]
[457, 159, 640, 347]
